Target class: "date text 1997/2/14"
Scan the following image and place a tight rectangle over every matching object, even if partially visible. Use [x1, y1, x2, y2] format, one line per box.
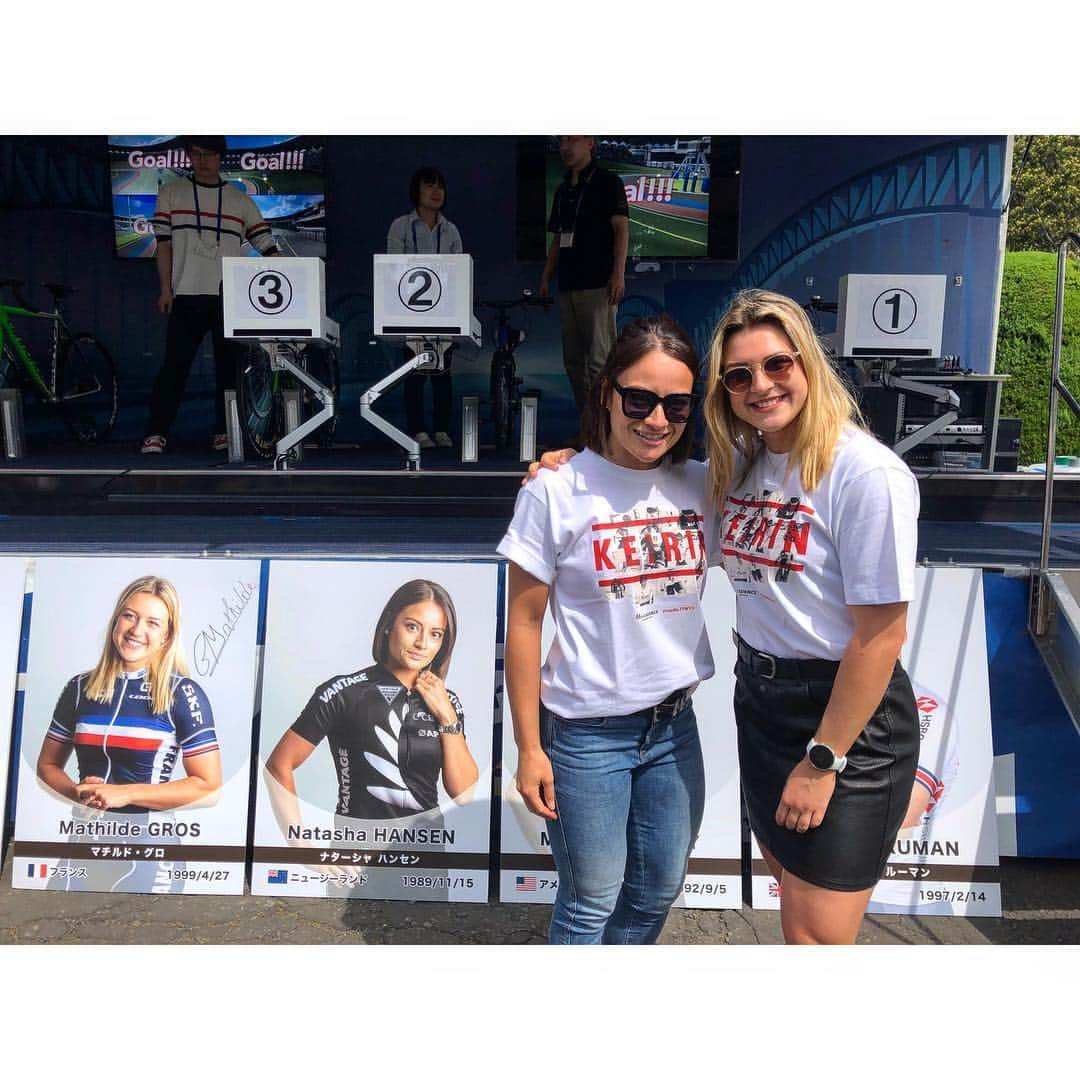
[919, 889, 987, 903]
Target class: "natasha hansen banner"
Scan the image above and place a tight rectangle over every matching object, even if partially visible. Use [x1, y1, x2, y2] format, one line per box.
[251, 560, 497, 902]
[750, 567, 1001, 917]
[499, 572, 742, 910]
[12, 557, 262, 895]
[0, 559, 28, 852]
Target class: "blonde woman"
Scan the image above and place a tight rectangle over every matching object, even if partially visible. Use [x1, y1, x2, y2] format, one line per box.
[37, 576, 221, 812]
[705, 289, 919, 944]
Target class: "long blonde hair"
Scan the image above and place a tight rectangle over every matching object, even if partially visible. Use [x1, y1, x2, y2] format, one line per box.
[85, 576, 189, 715]
[703, 289, 864, 509]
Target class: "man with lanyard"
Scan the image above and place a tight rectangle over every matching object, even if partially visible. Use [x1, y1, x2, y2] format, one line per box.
[386, 166, 463, 449]
[142, 136, 279, 454]
[539, 136, 629, 421]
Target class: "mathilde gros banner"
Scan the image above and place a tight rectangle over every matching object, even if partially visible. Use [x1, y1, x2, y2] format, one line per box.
[12, 557, 261, 895]
[251, 560, 497, 902]
[499, 574, 742, 909]
[750, 567, 1001, 917]
[0, 559, 28, 852]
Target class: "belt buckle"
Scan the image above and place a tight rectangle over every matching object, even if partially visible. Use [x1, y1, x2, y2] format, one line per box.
[651, 690, 685, 723]
[755, 651, 777, 679]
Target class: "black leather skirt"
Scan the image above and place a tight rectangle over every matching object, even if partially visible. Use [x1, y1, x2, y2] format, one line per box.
[734, 651, 919, 892]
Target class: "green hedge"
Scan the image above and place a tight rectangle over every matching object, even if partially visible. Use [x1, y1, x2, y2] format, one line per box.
[995, 251, 1080, 463]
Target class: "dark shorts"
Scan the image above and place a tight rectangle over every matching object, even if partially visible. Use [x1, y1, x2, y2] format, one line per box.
[735, 655, 919, 892]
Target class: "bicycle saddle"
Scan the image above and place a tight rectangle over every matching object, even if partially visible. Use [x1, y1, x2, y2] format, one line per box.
[43, 282, 76, 299]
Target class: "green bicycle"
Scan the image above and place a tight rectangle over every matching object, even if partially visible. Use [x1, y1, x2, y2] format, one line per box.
[0, 278, 119, 444]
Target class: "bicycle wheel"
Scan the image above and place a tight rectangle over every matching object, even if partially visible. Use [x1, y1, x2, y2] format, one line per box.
[298, 342, 339, 447]
[57, 333, 119, 444]
[235, 344, 281, 459]
[490, 350, 514, 449]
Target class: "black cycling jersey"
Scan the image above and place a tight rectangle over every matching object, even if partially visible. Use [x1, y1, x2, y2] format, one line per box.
[291, 662, 466, 819]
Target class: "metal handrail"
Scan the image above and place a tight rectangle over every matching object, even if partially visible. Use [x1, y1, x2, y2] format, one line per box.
[1032, 234, 1080, 635]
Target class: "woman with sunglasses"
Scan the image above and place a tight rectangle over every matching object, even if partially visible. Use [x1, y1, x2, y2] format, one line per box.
[705, 289, 919, 944]
[499, 315, 714, 944]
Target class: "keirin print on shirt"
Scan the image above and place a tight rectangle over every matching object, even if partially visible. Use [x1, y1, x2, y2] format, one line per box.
[720, 488, 815, 589]
[591, 503, 706, 617]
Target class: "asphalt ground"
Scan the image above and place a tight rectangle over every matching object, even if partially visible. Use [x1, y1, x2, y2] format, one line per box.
[2, 849, 1077, 946]
[2, 850, 1077, 1080]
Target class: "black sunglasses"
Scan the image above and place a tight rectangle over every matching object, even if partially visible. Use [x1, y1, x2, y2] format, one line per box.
[720, 352, 799, 393]
[612, 382, 698, 424]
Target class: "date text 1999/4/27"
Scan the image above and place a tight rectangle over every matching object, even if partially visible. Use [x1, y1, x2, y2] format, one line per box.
[168, 869, 230, 881]
[401, 875, 475, 889]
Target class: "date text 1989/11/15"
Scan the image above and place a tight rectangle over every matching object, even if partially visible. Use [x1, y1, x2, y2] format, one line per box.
[919, 889, 987, 903]
[401, 876, 475, 889]
[168, 870, 230, 881]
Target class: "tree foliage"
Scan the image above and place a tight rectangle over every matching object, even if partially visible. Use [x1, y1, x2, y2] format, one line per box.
[995, 251, 1080, 461]
[1006, 135, 1080, 251]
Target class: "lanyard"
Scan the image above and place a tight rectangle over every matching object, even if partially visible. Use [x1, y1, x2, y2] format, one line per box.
[410, 217, 442, 253]
[556, 165, 595, 232]
[192, 179, 224, 242]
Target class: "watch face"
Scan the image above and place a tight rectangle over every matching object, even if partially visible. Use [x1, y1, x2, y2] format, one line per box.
[808, 743, 835, 770]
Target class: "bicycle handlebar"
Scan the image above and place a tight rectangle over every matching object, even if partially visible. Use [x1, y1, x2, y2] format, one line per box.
[476, 292, 553, 313]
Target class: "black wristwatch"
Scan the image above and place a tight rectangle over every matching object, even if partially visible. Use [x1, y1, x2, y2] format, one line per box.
[806, 737, 848, 773]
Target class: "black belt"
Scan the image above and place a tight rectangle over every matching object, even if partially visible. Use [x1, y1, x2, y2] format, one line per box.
[643, 686, 694, 722]
[733, 630, 840, 681]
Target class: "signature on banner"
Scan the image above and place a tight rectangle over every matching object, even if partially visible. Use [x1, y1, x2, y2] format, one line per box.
[193, 581, 257, 677]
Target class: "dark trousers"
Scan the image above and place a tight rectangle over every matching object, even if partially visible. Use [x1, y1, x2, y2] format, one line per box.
[403, 346, 454, 435]
[147, 293, 241, 436]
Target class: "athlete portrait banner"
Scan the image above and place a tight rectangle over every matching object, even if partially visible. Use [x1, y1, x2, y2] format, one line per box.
[498, 572, 742, 910]
[0, 559, 28, 852]
[251, 560, 497, 902]
[12, 557, 262, 895]
[750, 567, 1002, 917]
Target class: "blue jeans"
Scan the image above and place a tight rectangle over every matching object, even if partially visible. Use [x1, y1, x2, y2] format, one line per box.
[540, 701, 705, 944]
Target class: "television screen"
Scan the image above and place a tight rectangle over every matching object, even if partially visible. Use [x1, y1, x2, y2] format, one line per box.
[516, 135, 740, 261]
[107, 136, 326, 259]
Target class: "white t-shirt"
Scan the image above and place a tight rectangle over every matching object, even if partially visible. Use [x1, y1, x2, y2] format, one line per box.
[718, 426, 919, 660]
[497, 449, 717, 718]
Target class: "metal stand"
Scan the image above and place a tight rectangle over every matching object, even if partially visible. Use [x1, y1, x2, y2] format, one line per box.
[0, 389, 25, 459]
[519, 393, 539, 462]
[886, 374, 961, 456]
[269, 343, 335, 472]
[359, 340, 447, 471]
[461, 396, 479, 463]
[223, 390, 244, 463]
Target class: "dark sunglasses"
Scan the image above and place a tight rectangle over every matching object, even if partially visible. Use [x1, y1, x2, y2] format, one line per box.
[720, 352, 799, 393]
[612, 381, 698, 424]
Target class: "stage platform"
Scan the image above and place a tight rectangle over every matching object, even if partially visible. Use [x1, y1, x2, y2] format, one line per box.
[1, 440, 1079, 566]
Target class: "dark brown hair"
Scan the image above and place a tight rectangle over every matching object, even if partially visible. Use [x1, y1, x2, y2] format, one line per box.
[372, 579, 457, 680]
[580, 314, 700, 465]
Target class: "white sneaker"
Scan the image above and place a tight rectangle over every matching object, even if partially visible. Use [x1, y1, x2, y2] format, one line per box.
[433, 431, 453, 448]
[414, 431, 435, 449]
[140, 435, 166, 454]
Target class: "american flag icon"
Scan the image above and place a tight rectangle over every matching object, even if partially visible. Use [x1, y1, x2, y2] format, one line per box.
[515, 875, 537, 892]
